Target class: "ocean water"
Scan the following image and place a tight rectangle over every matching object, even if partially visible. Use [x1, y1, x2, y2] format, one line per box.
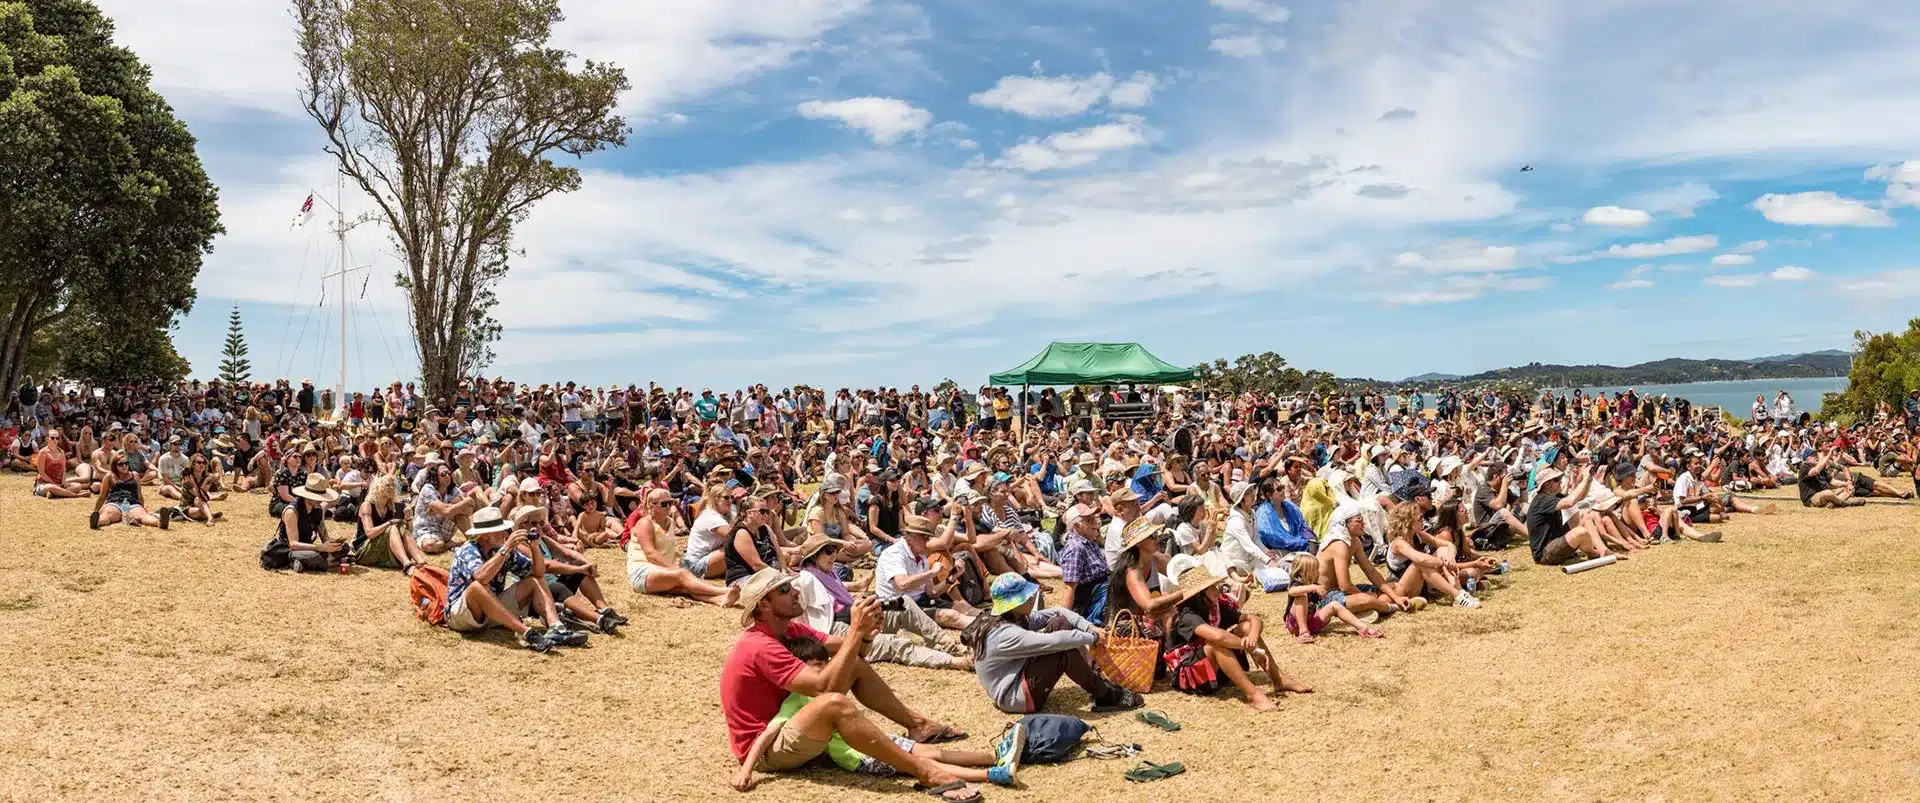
[1388, 377, 1849, 415]
[1546, 377, 1849, 415]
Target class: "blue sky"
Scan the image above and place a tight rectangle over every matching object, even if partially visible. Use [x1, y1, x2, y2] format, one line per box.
[97, 0, 1920, 390]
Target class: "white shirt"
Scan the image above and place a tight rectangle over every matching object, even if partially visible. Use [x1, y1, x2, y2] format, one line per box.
[1774, 397, 1793, 419]
[1102, 504, 1176, 569]
[686, 508, 731, 563]
[874, 539, 928, 602]
[1673, 471, 1701, 506]
[561, 392, 582, 423]
[1217, 507, 1273, 573]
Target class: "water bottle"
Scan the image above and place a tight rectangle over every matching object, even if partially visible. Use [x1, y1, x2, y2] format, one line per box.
[1463, 576, 1478, 593]
[1496, 560, 1510, 575]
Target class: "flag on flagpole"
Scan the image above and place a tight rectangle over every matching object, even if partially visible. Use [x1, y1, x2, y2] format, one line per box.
[290, 193, 315, 230]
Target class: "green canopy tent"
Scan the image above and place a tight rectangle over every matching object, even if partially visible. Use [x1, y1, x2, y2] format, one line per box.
[989, 342, 1197, 429]
[989, 342, 1197, 386]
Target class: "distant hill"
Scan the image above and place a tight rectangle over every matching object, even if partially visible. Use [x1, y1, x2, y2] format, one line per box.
[1746, 349, 1849, 363]
[1382, 350, 1850, 389]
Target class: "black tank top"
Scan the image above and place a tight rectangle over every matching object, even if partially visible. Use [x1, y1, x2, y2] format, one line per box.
[723, 524, 779, 585]
[357, 500, 397, 541]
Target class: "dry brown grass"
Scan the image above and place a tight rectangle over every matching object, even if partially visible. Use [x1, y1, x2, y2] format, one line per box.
[3, 472, 1920, 802]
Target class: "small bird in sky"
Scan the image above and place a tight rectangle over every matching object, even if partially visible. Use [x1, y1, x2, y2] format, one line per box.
[1519, 165, 1534, 172]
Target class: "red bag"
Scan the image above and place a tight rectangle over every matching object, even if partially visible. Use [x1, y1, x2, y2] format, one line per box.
[407, 565, 451, 626]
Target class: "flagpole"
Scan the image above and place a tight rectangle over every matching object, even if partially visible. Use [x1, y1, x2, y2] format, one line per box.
[337, 171, 347, 417]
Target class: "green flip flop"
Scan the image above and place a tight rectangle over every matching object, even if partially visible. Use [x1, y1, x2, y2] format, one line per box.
[1136, 710, 1181, 732]
[1124, 760, 1187, 782]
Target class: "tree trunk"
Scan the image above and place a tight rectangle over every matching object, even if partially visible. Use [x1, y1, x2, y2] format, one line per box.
[0, 294, 41, 394]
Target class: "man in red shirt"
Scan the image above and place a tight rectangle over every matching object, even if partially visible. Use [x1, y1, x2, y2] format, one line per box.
[721, 568, 981, 800]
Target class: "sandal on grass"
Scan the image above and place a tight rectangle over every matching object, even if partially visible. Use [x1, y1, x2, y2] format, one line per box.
[1136, 710, 1181, 732]
[1086, 743, 1142, 760]
[913, 724, 969, 744]
[1124, 760, 1187, 782]
[917, 780, 981, 801]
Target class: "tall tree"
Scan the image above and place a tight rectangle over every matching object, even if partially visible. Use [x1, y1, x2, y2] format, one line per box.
[1822, 320, 1920, 422]
[0, 0, 222, 391]
[294, 0, 629, 398]
[219, 304, 250, 384]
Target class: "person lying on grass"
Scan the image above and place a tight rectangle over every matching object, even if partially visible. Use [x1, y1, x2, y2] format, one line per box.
[444, 507, 586, 653]
[721, 568, 978, 802]
[964, 571, 1144, 717]
[1283, 557, 1385, 641]
[733, 634, 1015, 792]
[1162, 567, 1312, 712]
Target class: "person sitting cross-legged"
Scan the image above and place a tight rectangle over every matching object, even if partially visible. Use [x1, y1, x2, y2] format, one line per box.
[444, 507, 583, 653]
[721, 568, 979, 801]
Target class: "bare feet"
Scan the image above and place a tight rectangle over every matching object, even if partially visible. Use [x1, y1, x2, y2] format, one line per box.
[1247, 691, 1278, 712]
[1279, 679, 1315, 694]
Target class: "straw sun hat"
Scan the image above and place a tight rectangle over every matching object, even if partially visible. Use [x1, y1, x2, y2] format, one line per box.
[291, 475, 339, 503]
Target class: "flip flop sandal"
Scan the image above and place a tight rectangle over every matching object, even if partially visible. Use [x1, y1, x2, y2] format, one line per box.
[1136, 710, 1181, 732]
[917, 780, 982, 801]
[1086, 743, 1142, 760]
[1358, 628, 1387, 639]
[1124, 760, 1187, 782]
[918, 725, 969, 744]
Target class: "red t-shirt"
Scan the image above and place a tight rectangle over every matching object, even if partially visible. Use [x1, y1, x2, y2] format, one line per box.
[720, 620, 823, 761]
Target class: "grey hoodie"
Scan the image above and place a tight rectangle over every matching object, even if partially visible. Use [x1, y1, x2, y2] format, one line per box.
[974, 607, 1098, 713]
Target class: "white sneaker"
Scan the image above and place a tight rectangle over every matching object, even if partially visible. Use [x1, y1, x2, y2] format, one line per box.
[1454, 592, 1482, 609]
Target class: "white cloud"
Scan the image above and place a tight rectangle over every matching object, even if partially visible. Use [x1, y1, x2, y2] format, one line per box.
[1390, 240, 1522, 273]
[1750, 192, 1894, 227]
[970, 73, 1116, 118]
[1624, 183, 1719, 218]
[995, 120, 1149, 172]
[1704, 274, 1761, 288]
[1732, 240, 1768, 253]
[796, 97, 932, 144]
[1582, 205, 1653, 227]
[1573, 234, 1718, 261]
[1867, 160, 1920, 207]
[1107, 73, 1161, 108]
[1710, 253, 1754, 266]
[1770, 265, 1816, 281]
[1867, 161, 1920, 184]
[1210, 34, 1287, 58]
[1838, 269, 1920, 301]
[1211, 0, 1291, 24]
[1385, 274, 1547, 305]
[1549, 222, 1575, 233]
[1610, 278, 1654, 290]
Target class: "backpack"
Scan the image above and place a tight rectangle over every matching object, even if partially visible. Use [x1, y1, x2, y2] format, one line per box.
[408, 565, 451, 626]
[259, 535, 291, 570]
[1017, 714, 1093, 764]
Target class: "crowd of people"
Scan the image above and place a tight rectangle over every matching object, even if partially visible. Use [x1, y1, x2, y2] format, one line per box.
[8, 374, 1919, 801]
